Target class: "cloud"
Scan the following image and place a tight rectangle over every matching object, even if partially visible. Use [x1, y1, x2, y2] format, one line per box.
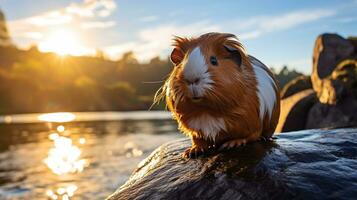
[104, 21, 221, 61]
[66, 0, 116, 18]
[104, 8, 335, 62]
[81, 20, 116, 29]
[7, 0, 117, 50]
[262, 10, 334, 31]
[14, 0, 117, 28]
[23, 32, 43, 40]
[335, 17, 357, 23]
[239, 30, 262, 40]
[231, 9, 335, 39]
[26, 11, 73, 26]
[7, 4, 335, 63]
[140, 15, 159, 22]
[8, 0, 117, 31]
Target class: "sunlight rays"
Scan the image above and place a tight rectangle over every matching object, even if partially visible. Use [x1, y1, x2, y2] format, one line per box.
[38, 29, 92, 56]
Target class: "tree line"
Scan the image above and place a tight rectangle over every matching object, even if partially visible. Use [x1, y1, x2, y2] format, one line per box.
[0, 45, 302, 114]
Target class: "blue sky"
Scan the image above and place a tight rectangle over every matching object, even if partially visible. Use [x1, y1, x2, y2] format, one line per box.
[0, 0, 356, 73]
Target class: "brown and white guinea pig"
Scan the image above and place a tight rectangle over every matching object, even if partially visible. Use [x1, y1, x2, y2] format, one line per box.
[158, 32, 280, 158]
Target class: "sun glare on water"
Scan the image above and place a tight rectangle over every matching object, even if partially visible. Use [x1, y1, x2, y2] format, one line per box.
[44, 132, 87, 175]
[46, 184, 78, 200]
[38, 29, 90, 56]
[38, 112, 76, 123]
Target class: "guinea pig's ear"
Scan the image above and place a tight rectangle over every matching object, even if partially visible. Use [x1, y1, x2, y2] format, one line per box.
[170, 48, 184, 65]
[224, 44, 242, 67]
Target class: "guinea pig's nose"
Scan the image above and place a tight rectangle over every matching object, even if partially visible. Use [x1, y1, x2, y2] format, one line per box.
[184, 78, 200, 85]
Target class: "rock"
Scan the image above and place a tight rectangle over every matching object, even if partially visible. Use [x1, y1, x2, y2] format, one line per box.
[305, 59, 357, 129]
[280, 75, 312, 99]
[348, 37, 357, 53]
[275, 89, 317, 132]
[311, 33, 355, 104]
[107, 129, 357, 200]
[331, 59, 357, 99]
[278, 34, 357, 132]
[306, 95, 357, 129]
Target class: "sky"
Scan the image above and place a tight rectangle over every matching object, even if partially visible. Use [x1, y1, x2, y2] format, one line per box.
[0, 0, 356, 73]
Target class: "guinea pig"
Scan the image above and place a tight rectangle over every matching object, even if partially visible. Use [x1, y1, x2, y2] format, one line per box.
[157, 32, 280, 158]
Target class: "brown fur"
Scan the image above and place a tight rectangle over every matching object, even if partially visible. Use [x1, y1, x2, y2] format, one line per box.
[157, 32, 280, 158]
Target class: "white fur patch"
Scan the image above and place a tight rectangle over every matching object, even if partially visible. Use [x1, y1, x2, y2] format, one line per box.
[182, 47, 213, 98]
[188, 115, 226, 141]
[183, 47, 207, 79]
[250, 56, 277, 121]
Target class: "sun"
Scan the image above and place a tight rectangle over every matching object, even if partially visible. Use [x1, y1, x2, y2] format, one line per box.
[39, 29, 89, 56]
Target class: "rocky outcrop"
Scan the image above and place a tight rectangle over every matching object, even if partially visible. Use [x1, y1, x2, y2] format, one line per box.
[277, 33, 357, 132]
[331, 59, 357, 99]
[280, 75, 312, 99]
[311, 33, 355, 104]
[107, 128, 357, 200]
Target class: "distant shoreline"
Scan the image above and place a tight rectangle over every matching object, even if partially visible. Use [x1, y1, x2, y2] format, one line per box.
[0, 110, 172, 124]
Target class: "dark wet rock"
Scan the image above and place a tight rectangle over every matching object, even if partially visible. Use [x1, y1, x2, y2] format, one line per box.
[280, 75, 312, 99]
[276, 89, 317, 132]
[107, 129, 357, 200]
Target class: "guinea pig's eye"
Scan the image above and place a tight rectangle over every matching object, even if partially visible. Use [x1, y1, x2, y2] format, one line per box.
[210, 56, 218, 66]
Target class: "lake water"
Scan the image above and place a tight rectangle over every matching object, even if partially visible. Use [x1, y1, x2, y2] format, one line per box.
[0, 111, 183, 199]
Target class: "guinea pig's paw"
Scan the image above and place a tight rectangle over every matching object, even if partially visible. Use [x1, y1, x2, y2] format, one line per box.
[182, 146, 206, 159]
[218, 138, 247, 151]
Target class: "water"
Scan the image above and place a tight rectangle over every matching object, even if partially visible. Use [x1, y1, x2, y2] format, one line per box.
[0, 111, 183, 199]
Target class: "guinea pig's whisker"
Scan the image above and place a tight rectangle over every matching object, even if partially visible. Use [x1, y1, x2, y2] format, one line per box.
[172, 88, 184, 108]
[176, 92, 183, 101]
[174, 95, 181, 108]
[205, 84, 214, 91]
[142, 80, 164, 84]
